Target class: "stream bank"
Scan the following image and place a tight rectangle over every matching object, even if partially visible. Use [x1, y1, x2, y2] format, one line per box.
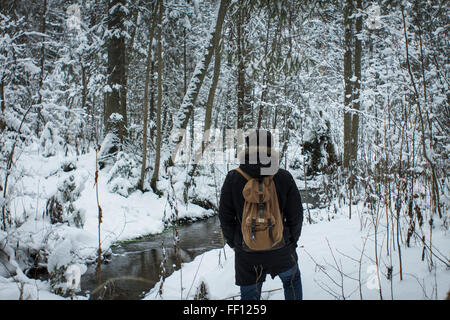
[80, 187, 323, 300]
[80, 216, 223, 300]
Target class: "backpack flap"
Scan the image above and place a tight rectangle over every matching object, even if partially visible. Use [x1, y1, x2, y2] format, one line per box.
[242, 179, 271, 203]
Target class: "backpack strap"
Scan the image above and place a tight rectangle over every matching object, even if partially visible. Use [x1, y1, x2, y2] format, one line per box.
[235, 167, 276, 181]
[234, 167, 253, 181]
[258, 179, 264, 217]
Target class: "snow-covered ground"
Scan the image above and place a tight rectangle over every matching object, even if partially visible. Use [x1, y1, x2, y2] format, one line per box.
[1, 143, 448, 300]
[0, 145, 214, 299]
[145, 206, 449, 300]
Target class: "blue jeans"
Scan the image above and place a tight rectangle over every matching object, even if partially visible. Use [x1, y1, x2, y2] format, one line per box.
[240, 264, 303, 300]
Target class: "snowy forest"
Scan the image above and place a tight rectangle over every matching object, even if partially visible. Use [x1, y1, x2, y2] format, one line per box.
[0, 0, 448, 300]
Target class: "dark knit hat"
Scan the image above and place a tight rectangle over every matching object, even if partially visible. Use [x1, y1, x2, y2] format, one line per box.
[238, 129, 279, 176]
[245, 129, 273, 152]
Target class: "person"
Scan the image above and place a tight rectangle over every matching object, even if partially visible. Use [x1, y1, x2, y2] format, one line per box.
[219, 129, 304, 300]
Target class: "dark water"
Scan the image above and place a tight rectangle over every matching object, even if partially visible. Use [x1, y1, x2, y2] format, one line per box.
[80, 216, 223, 300]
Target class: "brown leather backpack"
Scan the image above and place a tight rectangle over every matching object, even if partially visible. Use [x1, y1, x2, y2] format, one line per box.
[235, 167, 284, 251]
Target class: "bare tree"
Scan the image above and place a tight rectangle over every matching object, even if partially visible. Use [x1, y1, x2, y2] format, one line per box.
[105, 0, 128, 141]
[138, 1, 159, 192]
[350, 0, 362, 162]
[150, 0, 164, 194]
[342, 0, 353, 169]
[166, 0, 231, 167]
[183, 17, 225, 203]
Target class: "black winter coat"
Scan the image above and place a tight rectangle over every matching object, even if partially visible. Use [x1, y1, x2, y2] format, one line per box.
[219, 164, 304, 286]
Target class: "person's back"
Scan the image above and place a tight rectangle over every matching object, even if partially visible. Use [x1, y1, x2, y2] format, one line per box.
[219, 129, 304, 300]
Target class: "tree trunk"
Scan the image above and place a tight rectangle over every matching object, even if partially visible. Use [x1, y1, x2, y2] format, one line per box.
[202, 35, 222, 154]
[105, 0, 127, 141]
[236, 2, 244, 130]
[183, 20, 225, 203]
[351, 0, 362, 162]
[272, 105, 278, 129]
[235, 1, 252, 131]
[167, 0, 230, 166]
[257, 13, 271, 129]
[38, 0, 47, 105]
[149, 59, 155, 142]
[0, 77, 5, 132]
[183, 27, 188, 95]
[150, 0, 164, 194]
[81, 63, 87, 112]
[36, 0, 47, 135]
[343, 0, 353, 169]
[138, 1, 159, 191]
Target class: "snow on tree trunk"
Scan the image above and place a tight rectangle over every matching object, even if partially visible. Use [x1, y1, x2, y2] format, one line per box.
[105, 0, 128, 141]
[166, 0, 230, 167]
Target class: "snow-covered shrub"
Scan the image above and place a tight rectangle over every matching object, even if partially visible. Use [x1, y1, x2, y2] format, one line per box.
[61, 159, 77, 172]
[44, 175, 85, 228]
[289, 158, 302, 170]
[189, 173, 219, 211]
[49, 264, 83, 297]
[64, 116, 86, 155]
[302, 119, 337, 176]
[108, 112, 124, 125]
[39, 122, 64, 158]
[47, 239, 85, 297]
[44, 196, 64, 224]
[194, 281, 209, 300]
[1, 232, 48, 282]
[97, 132, 121, 170]
[59, 175, 85, 228]
[49, 265, 70, 296]
[58, 174, 78, 203]
[107, 151, 140, 197]
[0, 238, 18, 278]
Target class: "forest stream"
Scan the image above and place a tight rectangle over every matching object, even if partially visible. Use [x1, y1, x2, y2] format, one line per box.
[80, 189, 320, 300]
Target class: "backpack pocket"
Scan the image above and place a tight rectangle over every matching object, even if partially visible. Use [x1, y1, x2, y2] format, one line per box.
[242, 213, 284, 251]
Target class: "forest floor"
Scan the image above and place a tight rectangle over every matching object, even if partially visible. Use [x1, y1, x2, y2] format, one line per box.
[0, 146, 214, 299]
[145, 204, 449, 300]
[0, 146, 448, 300]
